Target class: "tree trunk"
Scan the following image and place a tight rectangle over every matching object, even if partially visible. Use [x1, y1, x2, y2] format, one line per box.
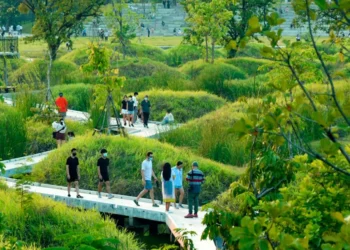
[205, 35, 209, 62]
[3, 57, 8, 86]
[46, 49, 53, 102]
[211, 40, 215, 64]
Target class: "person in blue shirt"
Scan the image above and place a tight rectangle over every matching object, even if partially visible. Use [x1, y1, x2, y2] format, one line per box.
[172, 161, 184, 209]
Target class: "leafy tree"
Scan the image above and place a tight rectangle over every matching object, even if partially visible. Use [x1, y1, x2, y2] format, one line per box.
[185, 0, 232, 63]
[224, 0, 275, 58]
[0, 0, 21, 27]
[19, 0, 104, 98]
[81, 43, 125, 134]
[201, 0, 350, 249]
[104, 0, 138, 60]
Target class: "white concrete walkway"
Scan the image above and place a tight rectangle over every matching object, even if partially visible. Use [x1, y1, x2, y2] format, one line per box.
[3, 178, 215, 249]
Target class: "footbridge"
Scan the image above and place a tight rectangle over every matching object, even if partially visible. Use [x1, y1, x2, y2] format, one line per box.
[1, 172, 214, 249]
[1, 99, 211, 249]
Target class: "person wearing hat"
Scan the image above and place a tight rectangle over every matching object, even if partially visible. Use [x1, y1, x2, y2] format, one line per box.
[55, 92, 68, 119]
[184, 161, 205, 218]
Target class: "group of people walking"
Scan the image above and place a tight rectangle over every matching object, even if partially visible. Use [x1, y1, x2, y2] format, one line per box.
[66, 149, 205, 218]
[133, 152, 205, 218]
[121, 92, 152, 128]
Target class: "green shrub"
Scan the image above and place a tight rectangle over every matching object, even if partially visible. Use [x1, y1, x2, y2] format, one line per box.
[51, 83, 93, 112]
[223, 57, 271, 76]
[32, 135, 243, 204]
[0, 103, 26, 160]
[26, 119, 92, 154]
[135, 90, 226, 122]
[196, 63, 247, 97]
[0, 187, 140, 249]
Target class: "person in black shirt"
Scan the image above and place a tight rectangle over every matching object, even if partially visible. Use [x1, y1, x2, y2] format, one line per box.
[141, 95, 151, 128]
[121, 95, 128, 126]
[97, 149, 114, 199]
[66, 148, 83, 198]
[127, 95, 134, 127]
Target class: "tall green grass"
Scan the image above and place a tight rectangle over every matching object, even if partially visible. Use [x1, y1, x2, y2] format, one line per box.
[0, 185, 141, 249]
[0, 103, 26, 160]
[51, 83, 93, 112]
[160, 101, 251, 166]
[195, 63, 247, 97]
[32, 135, 244, 204]
[9, 60, 96, 88]
[26, 119, 92, 155]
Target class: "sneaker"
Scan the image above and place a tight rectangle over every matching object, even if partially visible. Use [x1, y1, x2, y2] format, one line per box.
[98, 193, 102, 198]
[77, 195, 83, 199]
[175, 205, 179, 209]
[134, 199, 140, 206]
[108, 194, 114, 199]
[131, 124, 134, 127]
[193, 214, 198, 218]
[184, 214, 193, 218]
[152, 203, 159, 208]
[179, 204, 184, 208]
[68, 194, 71, 197]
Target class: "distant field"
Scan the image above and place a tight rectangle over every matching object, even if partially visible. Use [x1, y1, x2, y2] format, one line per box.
[18, 35, 329, 59]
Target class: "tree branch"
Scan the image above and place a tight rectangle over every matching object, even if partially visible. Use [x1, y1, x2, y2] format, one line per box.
[305, 0, 350, 126]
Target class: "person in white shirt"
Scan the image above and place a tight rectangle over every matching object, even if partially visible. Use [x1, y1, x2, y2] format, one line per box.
[134, 152, 159, 207]
[132, 92, 139, 124]
[161, 109, 174, 125]
[9, 25, 13, 36]
[172, 161, 184, 208]
[52, 118, 67, 148]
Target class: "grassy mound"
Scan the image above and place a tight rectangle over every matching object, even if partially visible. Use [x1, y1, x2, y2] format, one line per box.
[223, 75, 272, 101]
[58, 48, 90, 65]
[32, 136, 244, 204]
[135, 90, 226, 122]
[9, 60, 93, 87]
[0, 184, 140, 249]
[0, 103, 26, 160]
[223, 57, 271, 76]
[116, 44, 167, 62]
[195, 63, 247, 97]
[160, 101, 252, 166]
[121, 58, 189, 92]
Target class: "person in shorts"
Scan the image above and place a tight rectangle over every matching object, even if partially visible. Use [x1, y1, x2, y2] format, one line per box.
[121, 95, 128, 126]
[52, 118, 67, 148]
[97, 149, 114, 199]
[55, 92, 68, 118]
[172, 161, 184, 208]
[134, 152, 159, 207]
[127, 95, 134, 127]
[66, 148, 83, 198]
